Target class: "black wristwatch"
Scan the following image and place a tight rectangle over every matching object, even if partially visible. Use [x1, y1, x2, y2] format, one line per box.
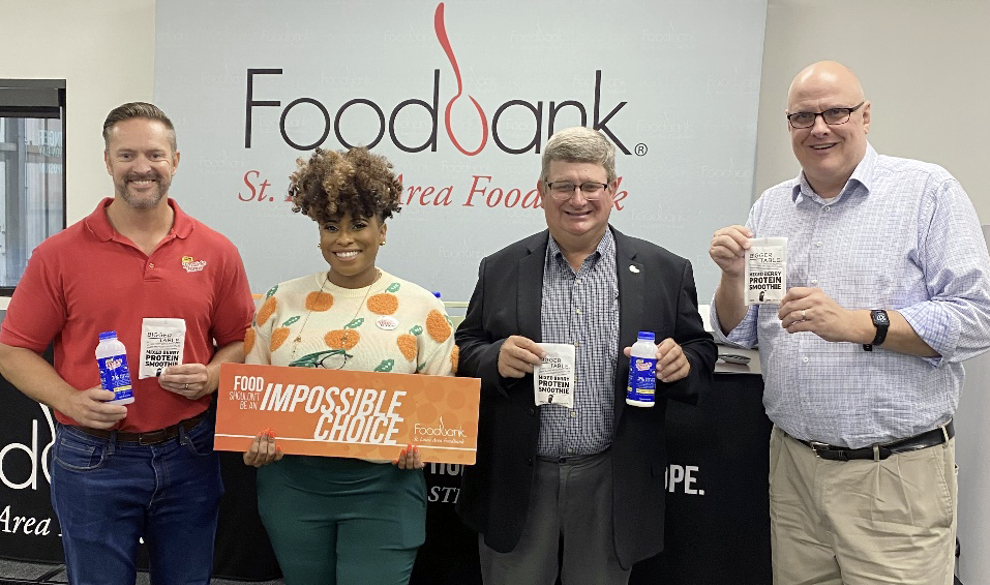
[863, 309, 889, 351]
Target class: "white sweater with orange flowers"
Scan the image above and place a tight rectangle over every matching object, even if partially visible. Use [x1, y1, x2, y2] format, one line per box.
[246, 270, 457, 378]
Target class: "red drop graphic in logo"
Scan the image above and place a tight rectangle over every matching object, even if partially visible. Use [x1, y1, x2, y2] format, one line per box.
[434, 3, 489, 156]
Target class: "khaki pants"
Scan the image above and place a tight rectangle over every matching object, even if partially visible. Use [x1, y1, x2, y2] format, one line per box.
[769, 426, 956, 585]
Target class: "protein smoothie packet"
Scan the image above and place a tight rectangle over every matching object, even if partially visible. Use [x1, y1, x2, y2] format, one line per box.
[745, 237, 787, 305]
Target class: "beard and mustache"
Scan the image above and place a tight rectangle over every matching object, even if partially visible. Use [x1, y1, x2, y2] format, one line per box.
[115, 172, 170, 209]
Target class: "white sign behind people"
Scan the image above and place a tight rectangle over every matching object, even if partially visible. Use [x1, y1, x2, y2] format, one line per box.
[154, 0, 767, 301]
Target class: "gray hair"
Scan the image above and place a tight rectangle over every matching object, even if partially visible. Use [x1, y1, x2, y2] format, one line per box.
[540, 127, 616, 184]
[102, 102, 177, 152]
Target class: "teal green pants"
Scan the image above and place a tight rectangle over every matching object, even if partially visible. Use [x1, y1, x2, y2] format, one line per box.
[257, 456, 426, 585]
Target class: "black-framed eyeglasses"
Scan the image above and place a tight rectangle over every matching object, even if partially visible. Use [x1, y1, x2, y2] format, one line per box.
[544, 181, 610, 200]
[786, 101, 865, 129]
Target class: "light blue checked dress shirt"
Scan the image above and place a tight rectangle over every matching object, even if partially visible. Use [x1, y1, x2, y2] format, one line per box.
[537, 230, 619, 457]
[712, 143, 990, 448]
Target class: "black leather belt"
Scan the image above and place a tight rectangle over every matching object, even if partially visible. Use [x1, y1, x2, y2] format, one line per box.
[74, 411, 207, 445]
[795, 420, 954, 461]
[537, 450, 608, 465]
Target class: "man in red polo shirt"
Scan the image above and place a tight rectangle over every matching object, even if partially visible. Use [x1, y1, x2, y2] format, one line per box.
[0, 102, 255, 585]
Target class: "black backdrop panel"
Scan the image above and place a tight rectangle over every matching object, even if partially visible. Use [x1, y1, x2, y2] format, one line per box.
[1, 374, 770, 584]
[0, 371, 62, 563]
[631, 373, 772, 585]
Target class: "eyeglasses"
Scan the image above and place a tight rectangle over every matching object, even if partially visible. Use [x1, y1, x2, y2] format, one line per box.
[290, 349, 350, 370]
[544, 181, 610, 200]
[786, 102, 865, 129]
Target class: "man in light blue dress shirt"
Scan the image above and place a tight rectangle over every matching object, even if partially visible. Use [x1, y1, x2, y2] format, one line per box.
[709, 61, 990, 585]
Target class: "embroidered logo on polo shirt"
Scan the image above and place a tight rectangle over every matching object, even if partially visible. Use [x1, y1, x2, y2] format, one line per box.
[181, 255, 207, 273]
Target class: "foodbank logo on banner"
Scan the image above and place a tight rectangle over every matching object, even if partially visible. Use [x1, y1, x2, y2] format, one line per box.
[244, 3, 633, 157]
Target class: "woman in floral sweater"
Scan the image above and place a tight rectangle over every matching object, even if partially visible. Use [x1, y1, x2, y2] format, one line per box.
[242, 147, 457, 585]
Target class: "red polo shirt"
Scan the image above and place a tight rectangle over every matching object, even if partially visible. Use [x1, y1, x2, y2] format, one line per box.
[1, 198, 255, 432]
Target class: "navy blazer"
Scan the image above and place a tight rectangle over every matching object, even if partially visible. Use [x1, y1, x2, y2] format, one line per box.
[455, 226, 717, 569]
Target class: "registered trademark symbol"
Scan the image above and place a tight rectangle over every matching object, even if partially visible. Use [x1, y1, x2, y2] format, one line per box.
[635, 143, 648, 156]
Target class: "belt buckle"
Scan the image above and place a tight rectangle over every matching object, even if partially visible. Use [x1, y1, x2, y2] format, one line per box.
[809, 441, 831, 459]
[139, 429, 169, 445]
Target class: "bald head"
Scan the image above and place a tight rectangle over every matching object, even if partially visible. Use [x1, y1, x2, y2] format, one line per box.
[788, 61, 865, 109]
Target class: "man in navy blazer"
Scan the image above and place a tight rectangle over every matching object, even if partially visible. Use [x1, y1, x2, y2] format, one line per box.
[456, 127, 716, 585]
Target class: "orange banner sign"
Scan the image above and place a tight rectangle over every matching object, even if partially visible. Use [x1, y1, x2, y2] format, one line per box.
[215, 363, 480, 464]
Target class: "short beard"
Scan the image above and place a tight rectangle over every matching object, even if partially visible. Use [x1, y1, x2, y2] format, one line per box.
[117, 181, 167, 209]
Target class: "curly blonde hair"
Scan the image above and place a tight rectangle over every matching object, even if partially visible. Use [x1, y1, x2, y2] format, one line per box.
[288, 147, 402, 225]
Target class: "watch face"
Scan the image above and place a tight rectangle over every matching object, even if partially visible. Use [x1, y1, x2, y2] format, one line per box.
[873, 311, 889, 325]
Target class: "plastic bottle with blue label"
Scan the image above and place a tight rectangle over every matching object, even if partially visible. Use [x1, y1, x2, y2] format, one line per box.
[626, 331, 658, 407]
[96, 331, 134, 405]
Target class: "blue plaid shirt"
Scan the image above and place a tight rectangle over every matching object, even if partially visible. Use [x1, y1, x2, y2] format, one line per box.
[712, 143, 990, 448]
[537, 230, 620, 457]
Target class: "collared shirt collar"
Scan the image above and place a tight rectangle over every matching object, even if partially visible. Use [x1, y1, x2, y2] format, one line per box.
[84, 197, 193, 242]
[546, 227, 616, 270]
[791, 142, 878, 204]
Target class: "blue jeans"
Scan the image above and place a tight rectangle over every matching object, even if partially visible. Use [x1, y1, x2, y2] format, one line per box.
[50, 416, 224, 585]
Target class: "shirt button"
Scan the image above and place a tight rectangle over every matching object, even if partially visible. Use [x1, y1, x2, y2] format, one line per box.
[574, 341, 579, 347]
[575, 309, 581, 314]
[811, 279, 818, 285]
[816, 241, 823, 247]
[823, 206, 831, 212]
[803, 357, 809, 363]
[570, 410, 577, 418]
[567, 448, 574, 454]
[148, 262, 155, 268]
